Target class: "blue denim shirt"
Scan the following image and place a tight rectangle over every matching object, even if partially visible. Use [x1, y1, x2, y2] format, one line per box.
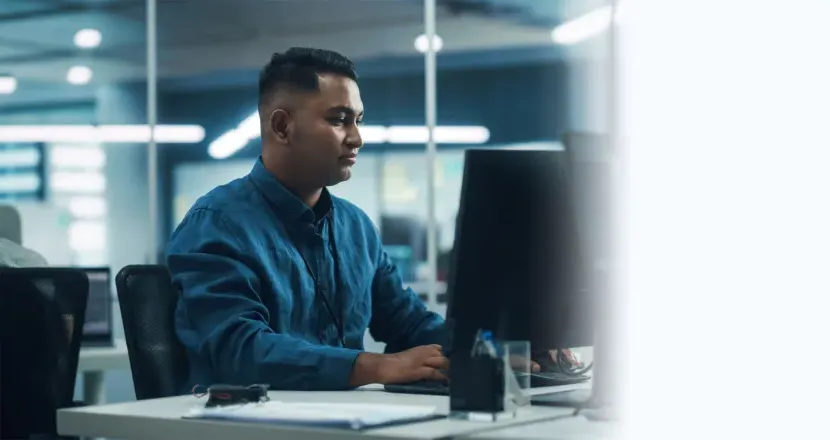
[166, 158, 445, 391]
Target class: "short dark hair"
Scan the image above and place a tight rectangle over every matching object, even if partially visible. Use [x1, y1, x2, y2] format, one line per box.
[258, 47, 358, 107]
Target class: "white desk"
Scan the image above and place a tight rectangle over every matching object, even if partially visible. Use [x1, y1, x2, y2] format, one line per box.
[464, 413, 619, 439]
[58, 386, 578, 440]
[78, 339, 131, 404]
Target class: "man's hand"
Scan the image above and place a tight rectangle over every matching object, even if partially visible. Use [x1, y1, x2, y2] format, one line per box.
[350, 345, 448, 386]
[550, 348, 583, 368]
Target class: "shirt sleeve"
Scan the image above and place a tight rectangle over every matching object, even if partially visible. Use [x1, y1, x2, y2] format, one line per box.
[166, 208, 362, 390]
[368, 248, 447, 353]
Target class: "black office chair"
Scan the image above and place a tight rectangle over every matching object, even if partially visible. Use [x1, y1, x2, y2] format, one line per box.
[116, 264, 189, 400]
[0, 267, 89, 440]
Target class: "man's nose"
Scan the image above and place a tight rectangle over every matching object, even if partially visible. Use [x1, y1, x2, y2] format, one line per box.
[348, 125, 364, 149]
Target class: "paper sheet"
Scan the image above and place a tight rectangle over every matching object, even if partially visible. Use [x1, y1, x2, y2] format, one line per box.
[184, 401, 441, 430]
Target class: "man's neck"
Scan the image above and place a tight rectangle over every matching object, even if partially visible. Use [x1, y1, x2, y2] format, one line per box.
[263, 159, 323, 208]
[297, 187, 323, 208]
[277, 176, 323, 208]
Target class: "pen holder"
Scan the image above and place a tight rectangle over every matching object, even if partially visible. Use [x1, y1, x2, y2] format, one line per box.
[449, 339, 531, 421]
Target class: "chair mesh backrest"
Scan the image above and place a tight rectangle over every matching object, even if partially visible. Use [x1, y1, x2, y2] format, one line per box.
[0, 267, 88, 438]
[116, 265, 188, 400]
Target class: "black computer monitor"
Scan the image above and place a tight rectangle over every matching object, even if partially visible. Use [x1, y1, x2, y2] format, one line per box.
[80, 267, 114, 347]
[445, 148, 595, 358]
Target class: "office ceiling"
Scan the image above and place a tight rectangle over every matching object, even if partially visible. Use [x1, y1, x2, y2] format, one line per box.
[0, 0, 607, 107]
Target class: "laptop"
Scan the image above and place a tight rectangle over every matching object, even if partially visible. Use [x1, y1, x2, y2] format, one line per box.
[80, 267, 114, 347]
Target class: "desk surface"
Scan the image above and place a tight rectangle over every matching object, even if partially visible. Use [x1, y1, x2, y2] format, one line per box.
[57, 386, 582, 440]
[465, 414, 619, 439]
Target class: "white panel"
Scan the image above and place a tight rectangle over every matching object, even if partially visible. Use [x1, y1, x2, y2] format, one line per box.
[68, 220, 107, 251]
[13, 202, 74, 265]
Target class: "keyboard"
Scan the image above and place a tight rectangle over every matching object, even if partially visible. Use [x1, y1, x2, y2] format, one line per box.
[521, 371, 591, 388]
[383, 371, 590, 396]
[384, 380, 449, 396]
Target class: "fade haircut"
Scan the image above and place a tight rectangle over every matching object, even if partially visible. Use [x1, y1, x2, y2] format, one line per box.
[258, 47, 358, 109]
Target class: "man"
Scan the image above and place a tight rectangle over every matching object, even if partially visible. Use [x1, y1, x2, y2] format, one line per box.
[166, 48, 449, 391]
[0, 238, 48, 268]
[0, 206, 48, 268]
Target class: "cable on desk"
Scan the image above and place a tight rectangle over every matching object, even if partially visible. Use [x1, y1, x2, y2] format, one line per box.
[192, 384, 207, 398]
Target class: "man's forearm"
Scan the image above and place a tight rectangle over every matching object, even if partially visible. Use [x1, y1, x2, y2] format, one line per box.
[349, 352, 387, 386]
[208, 329, 363, 390]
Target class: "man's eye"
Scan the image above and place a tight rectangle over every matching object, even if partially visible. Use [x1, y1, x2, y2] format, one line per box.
[356, 119, 364, 126]
[329, 118, 346, 125]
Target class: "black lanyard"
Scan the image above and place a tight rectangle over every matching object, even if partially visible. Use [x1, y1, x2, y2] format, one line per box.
[291, 215, 346, 348]
[250, 173, 347, 348]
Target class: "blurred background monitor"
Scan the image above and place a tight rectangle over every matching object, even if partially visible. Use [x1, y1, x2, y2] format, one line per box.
[380, 215, 429, 282]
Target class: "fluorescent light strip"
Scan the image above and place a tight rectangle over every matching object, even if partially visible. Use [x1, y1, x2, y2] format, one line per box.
[0, 173, 41, 192]
[208, 113, 491, 159]
[0, 148, 41, 168]
[385, 126, 491, 144]
[68, 196, 107, 219]
[50, 171, 106, 194]
[51, 146, 106, 169]
[0, 76, 17, 94]
[551, 5, 615, 45]
[0, 125, 205, 143]
[359, 126, 388, 143]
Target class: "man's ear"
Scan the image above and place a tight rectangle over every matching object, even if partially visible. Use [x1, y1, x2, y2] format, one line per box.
[269, 109, 292, 144]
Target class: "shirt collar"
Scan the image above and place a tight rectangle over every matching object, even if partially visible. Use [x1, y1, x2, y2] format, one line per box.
[248, 156, 333, 224]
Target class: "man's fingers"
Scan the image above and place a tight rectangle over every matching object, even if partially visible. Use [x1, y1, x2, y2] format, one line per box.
[549, 348, 582, 366]
[424, 355, 449, 370]
[419, 366, 448, 382]
[531, 361, 541, 373]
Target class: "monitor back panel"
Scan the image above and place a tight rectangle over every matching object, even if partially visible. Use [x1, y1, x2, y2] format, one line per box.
[81, 267, 113, 347]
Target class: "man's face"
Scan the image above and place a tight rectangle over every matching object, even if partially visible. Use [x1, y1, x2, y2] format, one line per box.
[288, 73, 364, 187]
